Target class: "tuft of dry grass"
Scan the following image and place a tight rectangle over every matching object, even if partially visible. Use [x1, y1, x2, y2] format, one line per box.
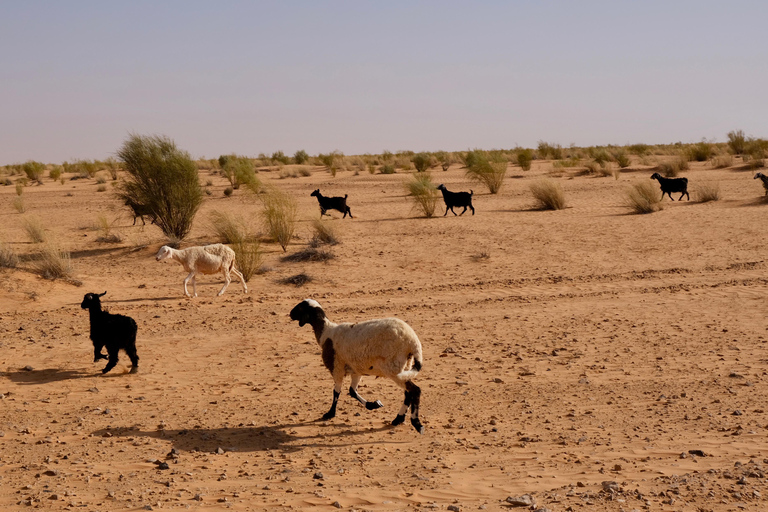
[530, 179, 567, 210]
[281, 247, 335, 263]
[279, 272, 312, 287]
[95, 214, 123, 243]
[405, 172, 440, 217]
[626, 181, 663, 214]
[260, 186, 297, 252]
[696, 182, 721, 203]
[231, 239, 262, 282]
[311, 219, 339, 246]
[0, 241, 19, 268]
[710, 154, 733, 169]
[209, 210, 250, 244]
[31, 242, 73, 280]
[13, 197, 25, 213]
[657, 157, 689, 177]
[466, 157, 507, 194]
[23, 216, 47, 243]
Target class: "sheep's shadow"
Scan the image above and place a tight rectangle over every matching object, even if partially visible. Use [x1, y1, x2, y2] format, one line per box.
[92, 422, 396, 454]
[6, 368, 94, 385]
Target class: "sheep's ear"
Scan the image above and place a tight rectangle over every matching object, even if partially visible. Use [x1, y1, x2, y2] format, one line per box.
[98, 291, 107, 297]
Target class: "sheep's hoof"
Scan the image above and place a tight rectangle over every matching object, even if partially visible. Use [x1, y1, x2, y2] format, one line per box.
[411, 418, 424, 434]
[366, 400, 383, 410]
[321, 411, 336, 421]
[391, 414, 405, 426]
[129, 366, 139, 374]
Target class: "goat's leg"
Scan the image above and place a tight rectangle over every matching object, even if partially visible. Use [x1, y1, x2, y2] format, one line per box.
[101, 349, 119, 374]
[347, 207, 353, 219]
[680, 191, 689, 201]
[349, 374, 383, 410]
[406, 381, 424, 433]
[470, 204, 475, 215]
[132, 216, 137, 226]
[443, 205, 449, 216]
[460, 206, 468, 215]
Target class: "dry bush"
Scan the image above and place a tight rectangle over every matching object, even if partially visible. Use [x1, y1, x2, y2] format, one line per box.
[0, 241, 19, 268]
[209, 210, 250, 244]
[15, 182, 24, 196]
[231, 239, 261, 282]
[49, 166, 62, 182]
[727, 130, 746, 155]
[710, 154, 733, 169]
[311, 219, 339, 246]
[466, 156, 507, 194]
[220, 155, 260, 190]
[281, 247, 335, 262]
[696, 182, 721, 203]
[614, 150, 631, 168]
[626, 181, 662, 214]
[95, 214, 122, 243]
[657, 157, 689, 177]
[279, 272, 312, 287]
[22, 161, 45, 183]
[686, 141, 714, 162]
[380, 164, 396, 174]
[411, 153, 433, 173]
[32, 242, 73, 280]
[261, 186, 297, 251]
[13, 197, 25, 213]
[405, 172, 440, 217]
[530, 179, 566, 210]
[23, 216, 47, 243]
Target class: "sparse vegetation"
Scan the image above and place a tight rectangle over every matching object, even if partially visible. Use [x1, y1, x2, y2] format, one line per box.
[311, 219, 339, 246]
[23, 215, 47, 243]
[260, 186, 297, 252]
[0, 241, 19, 268]
[281, 247, 335, 262]
[516, 148, 533, 171]
[231, 239, 261, 282]
[686, 140, 714, 162]
[209, 210, 250, 244]
[13, 197, 25, 213]
[405, 172, 440, 217]
[530, 179, 566, 210]
[279, 272, 312, 286]
[466, 154, 507, 194]
[696, 182, 721, 203]
[117, 133, 203, 243]
[31, 242, 73, 280]
[657, 157, 689, 177]
[22, 161, 45, 183]
[380, 164, 395, 174]
[710, 154, 733, 169]
[614, 150, 631, 168]
[727, 130, 746, 155]
[95, 214, 122, 243]
[626, 181, 662, 214]
[294, 149, 309, 165]
[220, 154, 259, 191]
[49, 166, 62, 182]
[411, 153, 433, 173]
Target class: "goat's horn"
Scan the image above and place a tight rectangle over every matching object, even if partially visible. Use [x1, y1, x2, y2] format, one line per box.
[98, 291, 107, 297]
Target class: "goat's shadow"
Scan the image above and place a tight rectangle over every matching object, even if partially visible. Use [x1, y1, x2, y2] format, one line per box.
[6, 368, 95, 385]
[92, 422, 396, 454]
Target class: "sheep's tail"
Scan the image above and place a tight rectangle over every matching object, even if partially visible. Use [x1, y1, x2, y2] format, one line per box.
[344, 194, 348, 199]
[470, 190, 473, 196]
[398, 348, 423, 381]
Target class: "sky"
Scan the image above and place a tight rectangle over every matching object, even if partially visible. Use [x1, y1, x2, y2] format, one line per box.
[1, 1, 767, 164]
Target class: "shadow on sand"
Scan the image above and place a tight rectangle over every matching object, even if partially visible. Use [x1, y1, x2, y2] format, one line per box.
[6, 367, 95, 385]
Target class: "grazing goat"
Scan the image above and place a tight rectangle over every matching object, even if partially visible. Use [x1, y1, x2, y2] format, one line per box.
[290, 299, 425, 433]
[754, 172, 768, 196]
[651, 172, 689, 201]
[436, 184, 474, 216]
[80, 292, 139, 374]
[310, 189, 353, 218]
[124, 198, 155, 226]
[155, 244, 247, 298]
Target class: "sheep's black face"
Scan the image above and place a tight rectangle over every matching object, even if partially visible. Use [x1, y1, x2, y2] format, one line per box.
[81, 291, 106, 310]
[310, 189, 320, 198]
[290, 300, 324, 327]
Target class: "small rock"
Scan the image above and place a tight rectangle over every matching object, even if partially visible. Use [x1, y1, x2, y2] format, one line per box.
[193, 494, 203, 501]
[448, 505, 461, 512]
[216, 447, 225, 455]
[23, 365, 34, 372]
[733, 410, 743, 416]
[505, 494, 534, 507]
[313, 472, 323, 480]
[156, 462, 169, 470]
[601, 481, 620, 493]
[688, 449, 706, 457]
[332, 501, 342, 509]
[144, 506, 153, 511]
[42, 470, 58, 476]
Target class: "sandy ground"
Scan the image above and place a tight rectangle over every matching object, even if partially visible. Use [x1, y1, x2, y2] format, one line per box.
[1, 160, 768, 512]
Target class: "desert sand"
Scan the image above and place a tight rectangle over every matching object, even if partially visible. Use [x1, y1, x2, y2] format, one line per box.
[1, 161, 767, 511]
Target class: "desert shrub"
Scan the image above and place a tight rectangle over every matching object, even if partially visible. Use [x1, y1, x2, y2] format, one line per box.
[657, 157, 689, 177]
[104, 157, 120, 179]
[231, 239, 261, 282]
[686, 141, 714, 162]
[466, 155, 507, 194]
[405, 172, 440, 217]
[411, 153, 433, 173]
[281, 247, 335, 262]
[23, 215, 47, 243]
[614, 150, 631, 168]
[49, 166, 62, 182]
[293, 149, 309, 165]
[279, 272, 312, 287]
[434, 150, 451, 171]
[94, 214, 122, 243]
[696, 182, 721, 202]
[96, 184, 107, 192]
[530, 179, 566, 210]
[12, 197, 25, 213]
[626, 181, 662, 214]
[727, 130, 746, 155]
[209, 210, 250, 244]
[627, 143, 650, 156]
[537, 141, 563, 160]
[31, 242, 73, 280]
[64, 159, 99, 178]
[261, 186, 297, 251]
[15, 182, 24, 196]
[516, 148, 533, 171]
[298, 167, 312, 177]
[462, 150, 483, 169]
[744, 138, 768, 169]
[22, 161, 45, 183]
[0, 241, 19, 268]
[311, 219, 339, 245]
[380, 164, 395, 174]
[117, 134, 203, 242]
[710, 154, 733, 169]
[220, 154, 259, 190]
[590, 147, 611, 165]
[95, 174, 107, 184]
[319, 151, 342, 171]
[271, 150, 290, 165]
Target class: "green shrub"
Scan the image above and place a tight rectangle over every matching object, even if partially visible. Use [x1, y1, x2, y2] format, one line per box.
[49, 166, 62, 182]
[658, 157, 689, 177]
[537, 141, 563, 159]
[434, 151, 451, 171]
[628, 143, 650, 156]
[615, 150, 631, 168]
[22, 161, 45, 183]
[220, 155, 258, 190]
[686, 141, 714, 162]
[293, 149, 309, 165]
[727, 130, 746, 155]
[744, 138, 768, 169]
[466, 154, 506, 194]
[231, 239, 261, 282]
[116, 133, 203, 243]
[411, 153, 433, 173]
[530, 179, 566, 210]
[63, 159, 99, 178]
[626, 181, 662, 214]
[405, 172, 440, 217]
[380, 164, 395, 174]
[516, 148, 533, 171]
[260, 186, 297, 252]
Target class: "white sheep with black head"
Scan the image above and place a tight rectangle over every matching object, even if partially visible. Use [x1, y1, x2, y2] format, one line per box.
[289, 299, 425, 433]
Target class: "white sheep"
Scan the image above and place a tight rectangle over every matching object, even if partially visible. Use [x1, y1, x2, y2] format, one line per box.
[155, 244, 247, 298]
[289, 299, 425, 433]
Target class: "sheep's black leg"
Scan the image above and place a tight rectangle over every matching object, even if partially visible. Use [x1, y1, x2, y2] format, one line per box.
[102, 350, 119, 374]
[470, 204, 475, 215]
[460, 206, 467, 216]
[406, 381, 424, 434]
[681, 192, 689, 201]
[349, 374, 383, 410]
[392, 388, 412, 426]
[126, 345, 139, 374]
[322, 389, 340, 420]
[443, 206, 449, 216]
[93, 345, 107, 362]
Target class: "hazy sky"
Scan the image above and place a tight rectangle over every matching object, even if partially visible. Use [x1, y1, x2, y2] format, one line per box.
[2, 1, 767, 164]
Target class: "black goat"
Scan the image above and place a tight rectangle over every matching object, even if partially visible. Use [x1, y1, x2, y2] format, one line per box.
[650, 172, 689, 201]
[124, 198, 155, 226]
[754, 172, 768, 196]
[436, 184, 474, 216]
[80, 292, 139, 374]
[310, 189, 353, 218]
